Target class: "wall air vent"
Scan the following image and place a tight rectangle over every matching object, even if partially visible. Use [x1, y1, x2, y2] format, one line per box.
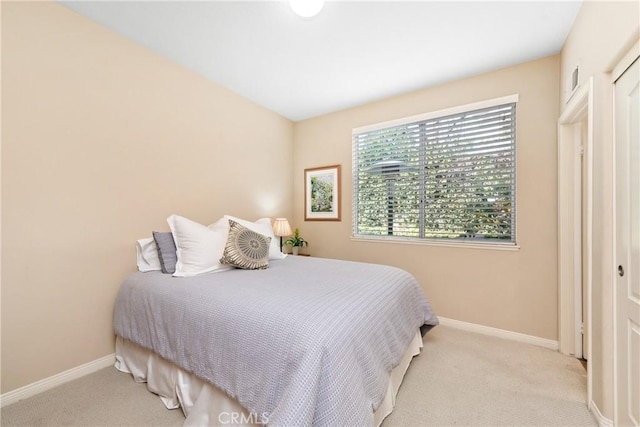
[567, 63, 580, 103]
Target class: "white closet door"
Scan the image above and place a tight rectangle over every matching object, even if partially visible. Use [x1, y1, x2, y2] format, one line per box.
[615, 56, 640, 427]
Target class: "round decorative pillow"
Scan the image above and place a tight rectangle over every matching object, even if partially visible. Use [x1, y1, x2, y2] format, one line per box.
[220, 219, 271, 270]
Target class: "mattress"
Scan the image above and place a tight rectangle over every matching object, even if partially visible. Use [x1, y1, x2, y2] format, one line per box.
[113, 256, 438, 425]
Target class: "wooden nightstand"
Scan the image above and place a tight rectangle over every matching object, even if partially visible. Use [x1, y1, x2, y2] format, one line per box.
[287, 251, 310, 256]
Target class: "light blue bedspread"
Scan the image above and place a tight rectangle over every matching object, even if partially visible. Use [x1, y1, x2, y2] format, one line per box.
[114, 256, 438, 426]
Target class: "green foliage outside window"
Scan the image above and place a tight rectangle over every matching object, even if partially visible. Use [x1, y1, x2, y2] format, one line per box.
[353, 102, 516, 243]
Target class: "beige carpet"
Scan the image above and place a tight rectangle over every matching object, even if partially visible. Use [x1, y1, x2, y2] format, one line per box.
[1, 325, 596, 426]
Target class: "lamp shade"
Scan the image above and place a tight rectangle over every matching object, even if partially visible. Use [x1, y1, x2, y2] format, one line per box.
[273, 218, 293, 237]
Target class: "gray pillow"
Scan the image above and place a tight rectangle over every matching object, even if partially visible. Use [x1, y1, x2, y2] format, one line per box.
[153, 231, 177, 274]
[220, 220, 271, 270]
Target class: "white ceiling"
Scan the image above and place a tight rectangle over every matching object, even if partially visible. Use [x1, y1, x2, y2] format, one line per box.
[58, 1, 582, 122]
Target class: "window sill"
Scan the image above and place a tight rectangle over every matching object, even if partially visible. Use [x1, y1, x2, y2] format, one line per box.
[350, 235, 520, 251]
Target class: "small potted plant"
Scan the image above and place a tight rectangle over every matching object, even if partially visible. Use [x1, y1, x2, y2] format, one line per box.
[283, 228, 308, 255]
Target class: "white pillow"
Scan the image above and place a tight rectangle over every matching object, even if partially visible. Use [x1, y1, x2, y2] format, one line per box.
[136, 237, 161, 272]
[167, 215, 232, 277]
[223, 215, 287, 260]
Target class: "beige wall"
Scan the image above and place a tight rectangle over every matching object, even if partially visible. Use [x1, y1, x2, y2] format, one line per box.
[293, 56, 560, 341]
[1, 2, 293, 394]
[560, 0, 640, 419]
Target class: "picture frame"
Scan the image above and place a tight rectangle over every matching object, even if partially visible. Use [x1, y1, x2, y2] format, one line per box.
[304, 165, 341, 221]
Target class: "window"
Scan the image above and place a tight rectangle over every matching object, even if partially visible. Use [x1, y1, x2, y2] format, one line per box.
[352, 96, 517, 245]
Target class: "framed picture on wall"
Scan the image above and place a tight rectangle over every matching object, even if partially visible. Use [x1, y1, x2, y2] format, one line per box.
[304, 165, 341, 221]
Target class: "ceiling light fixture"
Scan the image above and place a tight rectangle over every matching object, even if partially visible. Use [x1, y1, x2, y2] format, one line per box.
[289, 0, 324, 18]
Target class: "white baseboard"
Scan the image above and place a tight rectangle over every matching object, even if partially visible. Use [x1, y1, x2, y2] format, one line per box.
[0, 353, 115, 408]
[438, 317, 559, 350]
[589, 400, 613, 427]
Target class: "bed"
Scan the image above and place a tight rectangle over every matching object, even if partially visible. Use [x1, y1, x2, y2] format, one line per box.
[115, 231, 438, 426]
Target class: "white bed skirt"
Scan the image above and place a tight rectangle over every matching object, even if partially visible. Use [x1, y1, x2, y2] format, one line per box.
[115, 332, 423, 426]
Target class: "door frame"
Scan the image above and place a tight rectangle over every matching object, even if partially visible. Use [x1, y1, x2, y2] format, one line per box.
[558, 77, 593, 403]
[612, 38, 640, 427]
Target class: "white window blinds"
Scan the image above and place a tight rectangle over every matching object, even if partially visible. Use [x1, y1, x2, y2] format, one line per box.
[352, 99, 516, 244]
